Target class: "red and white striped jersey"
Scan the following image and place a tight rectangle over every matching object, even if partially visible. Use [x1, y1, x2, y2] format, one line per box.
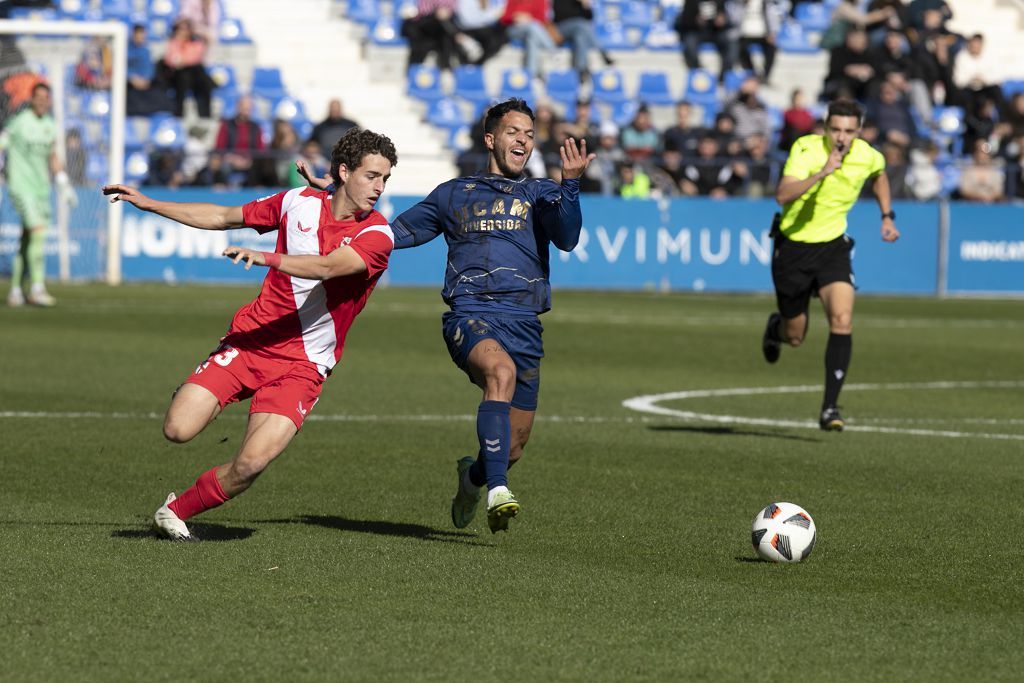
[224, 187, 393, 376]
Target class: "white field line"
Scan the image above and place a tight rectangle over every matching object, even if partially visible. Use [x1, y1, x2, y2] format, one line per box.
[621, 380, 1024, 441]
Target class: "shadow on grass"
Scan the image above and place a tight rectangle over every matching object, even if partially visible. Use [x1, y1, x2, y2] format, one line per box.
[734, 556, 772, 563]
[111, 522, 256, 542]
[255, 515, 487, 546]
[649, 425, 819, 442]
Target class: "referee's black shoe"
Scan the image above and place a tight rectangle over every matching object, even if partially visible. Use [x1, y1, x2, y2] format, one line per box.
[820, 406, 845, 432]
[762, 312, 782, 364]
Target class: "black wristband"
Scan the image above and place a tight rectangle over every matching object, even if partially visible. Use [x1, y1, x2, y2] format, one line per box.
[881, 210, 896, 220]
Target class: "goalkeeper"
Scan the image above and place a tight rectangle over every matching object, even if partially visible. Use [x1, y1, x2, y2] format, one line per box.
[2, 82, 77, 307]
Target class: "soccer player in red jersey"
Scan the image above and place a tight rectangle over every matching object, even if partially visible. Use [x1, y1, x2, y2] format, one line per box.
[101, 128, 397, 541]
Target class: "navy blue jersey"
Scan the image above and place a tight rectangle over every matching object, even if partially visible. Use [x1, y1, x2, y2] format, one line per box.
[391, 174, 583, 315]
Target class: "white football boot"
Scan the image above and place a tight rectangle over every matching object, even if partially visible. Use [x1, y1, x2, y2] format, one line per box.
[153, 492, 197, 541]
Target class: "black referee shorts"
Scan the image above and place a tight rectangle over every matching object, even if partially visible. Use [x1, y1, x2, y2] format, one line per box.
[771, 233, 855, 319]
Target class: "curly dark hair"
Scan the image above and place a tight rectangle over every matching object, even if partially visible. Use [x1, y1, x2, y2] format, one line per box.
[483, 98, 535, 135]
[329, 128, 398, 186]
[826, 99, 865, 126]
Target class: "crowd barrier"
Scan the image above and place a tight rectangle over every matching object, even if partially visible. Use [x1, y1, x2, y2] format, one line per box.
[1, 189, 1021, 296]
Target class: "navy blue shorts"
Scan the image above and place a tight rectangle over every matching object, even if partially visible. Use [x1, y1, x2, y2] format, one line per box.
[441, 311, 544, 411]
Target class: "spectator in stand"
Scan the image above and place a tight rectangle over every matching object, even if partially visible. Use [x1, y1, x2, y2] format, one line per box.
[963, 96, 1000, 156]
[75, 36, 112, 90]
[1002, 93, 1024, 141]
[663, 100, 702, 155]
[403, 0, 464, 71]
[778, 87, 816, 151]
[532, 98, 564, 165]
[724, 74, 772, 142]
[146, 149, 185, 187]
[650, 148, 685, 196]
[907, 8, 956, 113]
[268, 119, 300, 187]
[156, 18, 216, 118]
[585, 120, 624, 195]
[866, 76, 916, 150]
[881, 141, 910, 198]
[620, 104, 661, 163]
[680, 134, 742, 197]
[126, 24, 172, 116]
[454, 0, 508, 66]
[674, 0, 735, 84]
[864, 0, 907, 45]
[818, 0, 895, 52]
[178, 0, 221, 45]
[905, 139, 942, 200]
[501, 0, 556, 84]
[869, 29, 913, 95]
[738, 132, 773, 197]
[181, 124, 210, 183]
[309, 99, 359, 155]
[214, 93, 265, 186]
[618, 162, 653, 198]
[552, 0, 600, 83]
[907, 0, 952, 32]
[735, 0, 787, 84]
[192, 152, 230, 188]
[65, 129, 87, 186]
[953, 34, 1005, 118]
[1000, 132, 1024, 200]
[957, 140, 1004, 203]
[557, 98, 601, 149]
[823, 28, 874, 102]
[711, 111, 742, 156]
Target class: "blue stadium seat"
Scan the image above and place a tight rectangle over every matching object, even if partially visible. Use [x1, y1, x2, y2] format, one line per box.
[620, 1, 656, 28]
[272, 96, 307, 122]
[636, 71, 675, 106]
[368, 16, 407, 46]
[207, 64, 237, 93]
[794, 2, 830, 32]
[498, 68, 535, 102]
[408, 64, 445, 102]
[85, 91, 112, 118]
[125, 116, 149, 153]
[347, 0, 381, 26]
[609, 100, 640, 128]
[452, 65, 491, 111]
[213, 90, 239, 118]
[1002, 79, 1024, 99]
[591, 68, 628, 105]
[932, 106, 966, 155]
[293, 118, 314, 140]
[86, 155, 109, 184]
[684, 68, 718, 108]
[251, 66, 287, 99]
[150, 115, 185, 149]
[426, 97, 468, 133]
[10, 7, 59, 20]
[125, 150, 150, 184]
[595, 22, 635, 51]
[643, 21, 680, 52]
[776, 21, 818, 54]
[544, 69, 580, 109]
[219, 17, 253, 44]
[723, 69, 755, 95]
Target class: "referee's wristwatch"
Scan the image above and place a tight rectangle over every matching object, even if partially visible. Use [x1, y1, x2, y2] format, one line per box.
[881, 210, 896, 220]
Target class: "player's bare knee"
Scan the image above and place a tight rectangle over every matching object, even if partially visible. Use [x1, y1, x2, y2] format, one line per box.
[162, 418, 196, 444]
[486, 362, 517, 395]
[829, 317, 853, 334]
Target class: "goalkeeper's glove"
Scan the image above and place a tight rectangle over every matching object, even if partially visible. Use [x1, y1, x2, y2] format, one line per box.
[55, 170, 78, 208]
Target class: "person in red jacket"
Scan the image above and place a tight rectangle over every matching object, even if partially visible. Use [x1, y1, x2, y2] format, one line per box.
[501, 0, 556, 82]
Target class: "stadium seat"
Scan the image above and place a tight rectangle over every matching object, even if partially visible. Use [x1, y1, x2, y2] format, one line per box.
[619, 1, 656, 29]
[544, 69, 580, 109]
[595, 21, 635, 51]
[932, 106, 966, 155]
[272, 96, 307, 122]
[85, 91, 112, 117]
[794, 2, 830, 32]
[452, 65, 491, 111]
[368, 16, 407, 46]
[124, 150, 150, 184]
[408, 64, 445, 103]
[251, 66, 286, 99]
[207, 64, 238, 93]
[212, 90, 239, 118]
[86, 155, 109, 184]
[684, 68, 718, 109]
[498, 68, 535, 102]
[609, 99, 640, 127]
[125, 116, 149, 153]
[1002, 79, 1024, 99]
[723, 69, 755, 95]
[219, 17, 253, 44]
[776, 20, 818, 54]
[346, 0, 381, 26]
[643, 21, 681, 52]
[426, 97, 468, 133]
[636, 71, 675, 106]
[150, 115, 185, 149]
[590, 68, 628, 105]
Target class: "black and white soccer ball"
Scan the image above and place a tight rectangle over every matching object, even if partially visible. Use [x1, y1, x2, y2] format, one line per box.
[751, 502, 816, 563]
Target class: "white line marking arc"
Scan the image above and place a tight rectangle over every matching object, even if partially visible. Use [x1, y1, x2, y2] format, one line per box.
[621, 380, 1024, 441]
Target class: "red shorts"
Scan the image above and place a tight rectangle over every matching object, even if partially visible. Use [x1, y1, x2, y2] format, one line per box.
[184, 344, 325, 430]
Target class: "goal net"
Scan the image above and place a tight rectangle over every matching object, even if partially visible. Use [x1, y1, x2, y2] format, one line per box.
[0, 18, 126, 284]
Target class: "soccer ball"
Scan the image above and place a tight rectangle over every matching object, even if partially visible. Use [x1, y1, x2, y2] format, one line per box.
[751, 502, 817, 563]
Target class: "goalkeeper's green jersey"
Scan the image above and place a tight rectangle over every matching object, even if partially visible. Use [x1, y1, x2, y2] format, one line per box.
[778, 135, 885, 243]
[2, 107, 57, 199]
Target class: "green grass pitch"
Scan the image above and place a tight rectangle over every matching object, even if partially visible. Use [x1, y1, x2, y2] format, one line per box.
[1, 283, 1022, 682]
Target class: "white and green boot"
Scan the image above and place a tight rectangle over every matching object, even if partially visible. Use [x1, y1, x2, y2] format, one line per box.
[486, 488, 520, 534]
[451, 456, 482, 529]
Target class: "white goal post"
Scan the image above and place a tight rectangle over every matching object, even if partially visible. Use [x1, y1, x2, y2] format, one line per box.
[0, 18, 126, 284]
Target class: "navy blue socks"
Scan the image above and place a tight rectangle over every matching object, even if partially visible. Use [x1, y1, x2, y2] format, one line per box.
[474, 400, 511, 490]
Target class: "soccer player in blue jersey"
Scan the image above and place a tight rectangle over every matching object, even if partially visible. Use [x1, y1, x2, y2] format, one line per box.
[300, 99, 593, 533]
[393, 98, 595, 533]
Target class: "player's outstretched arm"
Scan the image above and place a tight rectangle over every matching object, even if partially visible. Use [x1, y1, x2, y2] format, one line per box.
[223, 245, 368, 279]
[296, 159, 333, 191]
[871, 171, 900, 242]
[103, 184, 245, 230]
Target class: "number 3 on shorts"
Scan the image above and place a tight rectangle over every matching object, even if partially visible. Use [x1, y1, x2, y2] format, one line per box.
[213, 346, 239, 367]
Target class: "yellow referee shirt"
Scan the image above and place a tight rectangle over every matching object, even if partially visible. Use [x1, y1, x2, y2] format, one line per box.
[779, 135, 885, 243]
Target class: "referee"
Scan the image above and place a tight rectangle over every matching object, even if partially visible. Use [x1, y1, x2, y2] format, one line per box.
[761, 99, 899, 431]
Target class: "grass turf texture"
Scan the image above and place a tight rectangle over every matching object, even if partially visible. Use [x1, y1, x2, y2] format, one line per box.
[2, 283, 1022, 682]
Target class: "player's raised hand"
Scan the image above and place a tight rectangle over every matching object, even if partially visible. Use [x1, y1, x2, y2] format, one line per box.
[102, 184, 153, 209]
[296, 159, 333, 191]
[559, 137, 596, 181]
[223, 246, 265, 270]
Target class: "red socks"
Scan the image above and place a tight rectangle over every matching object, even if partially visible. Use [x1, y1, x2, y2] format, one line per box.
[168, 467, 231, 521]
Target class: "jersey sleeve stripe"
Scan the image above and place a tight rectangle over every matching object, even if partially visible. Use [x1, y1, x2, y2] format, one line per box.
[355, 224, 395, 245]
